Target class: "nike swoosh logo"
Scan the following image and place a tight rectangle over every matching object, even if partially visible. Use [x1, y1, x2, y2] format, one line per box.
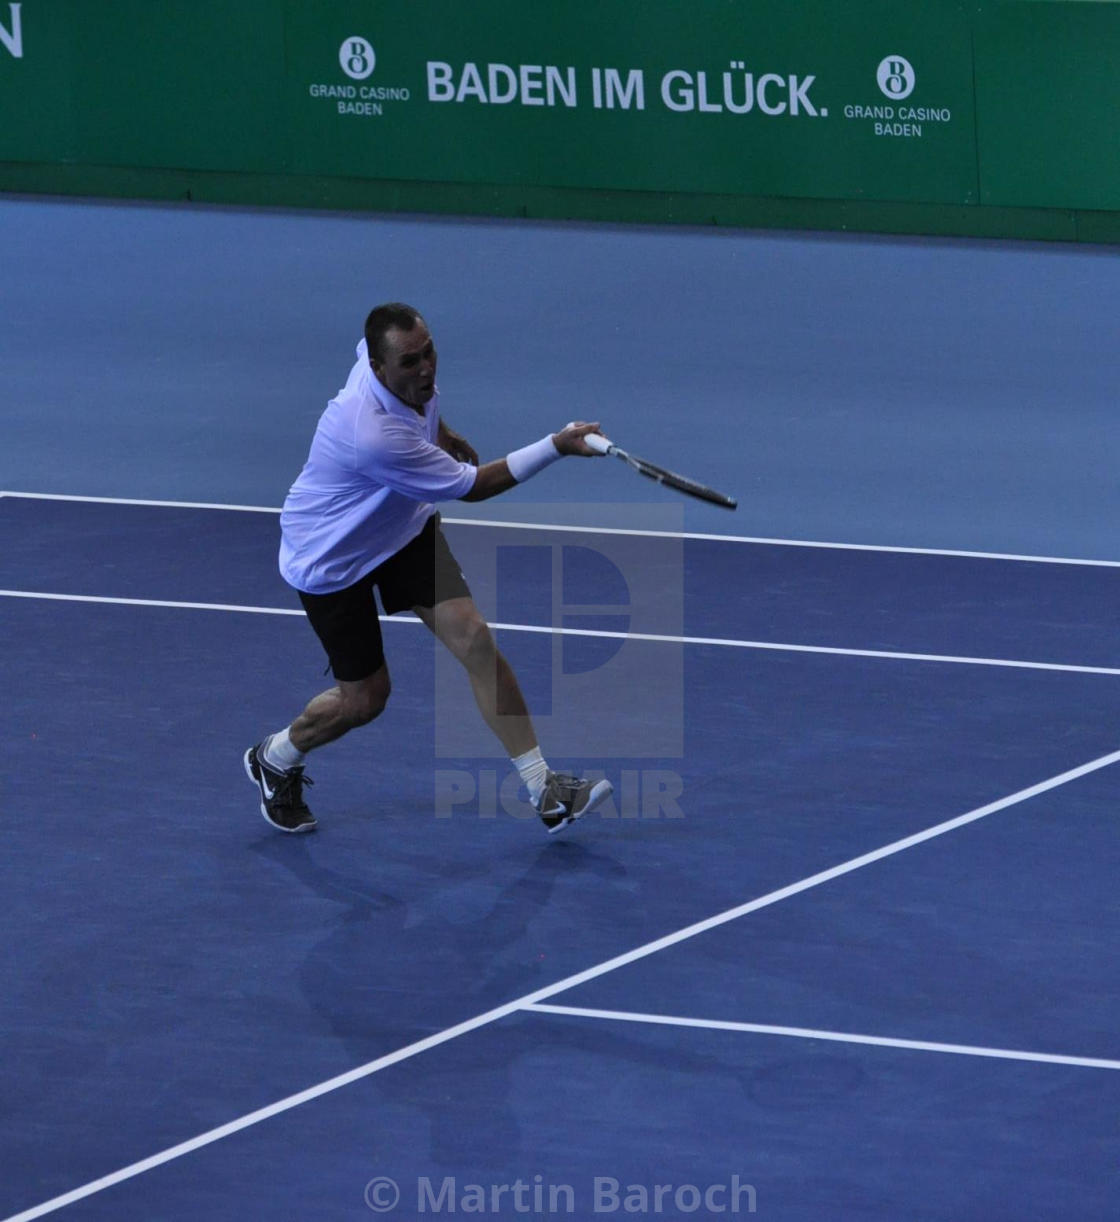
[258, 763, 276, 800]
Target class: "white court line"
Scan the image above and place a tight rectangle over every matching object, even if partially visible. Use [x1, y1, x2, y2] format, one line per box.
[0, 490, 280, 513]
[3, 588, 1120, 676]
[4, 489, 1120, 567]
[0, 590, 306, 616]
[5, 588, 1120, 677]
[6, 746, 1119, 1222]
[523, 1004, 1120, 1072]
[445, 517, 1120, 568]
[2, 589, 1118, 679]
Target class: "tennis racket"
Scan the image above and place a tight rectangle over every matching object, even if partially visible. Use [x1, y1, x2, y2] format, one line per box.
[584, 433, 738, 510]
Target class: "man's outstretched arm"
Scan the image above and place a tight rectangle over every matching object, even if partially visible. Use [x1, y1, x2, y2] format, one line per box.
[459, 421, 605, 503]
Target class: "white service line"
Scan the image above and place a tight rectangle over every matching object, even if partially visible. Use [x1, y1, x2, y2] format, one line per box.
[5, 745, 1119, 1222]
[493, 624, 1120, 678]
[2, 589, 1118, 679]
[2, 586, 1118, 674]
[522, 1004, 1120, 1072]
[4, 489, 1120, 566]
[3, 588, 1120, 677]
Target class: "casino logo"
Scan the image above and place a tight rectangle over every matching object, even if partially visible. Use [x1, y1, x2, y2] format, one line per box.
[339, 36, 375, 81]
[309, 33, 409, 116]
[876, 55, 915, 100]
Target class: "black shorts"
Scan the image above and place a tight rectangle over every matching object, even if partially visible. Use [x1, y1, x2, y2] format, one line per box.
[297, 514, 471, 682]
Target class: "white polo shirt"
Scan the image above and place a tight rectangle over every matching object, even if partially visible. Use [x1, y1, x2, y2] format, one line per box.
[279, 339, 477, 593]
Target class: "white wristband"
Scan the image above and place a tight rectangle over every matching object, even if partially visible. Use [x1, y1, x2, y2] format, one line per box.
[506, 434, 561, 483]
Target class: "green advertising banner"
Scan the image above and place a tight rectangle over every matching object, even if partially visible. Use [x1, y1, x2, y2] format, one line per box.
[282, 0, 978, 204]
[974, 1, 1120, 210]
[0, 1, 285, 170]
[0, 0, 979, 203]
[2, 1, 1120, 238]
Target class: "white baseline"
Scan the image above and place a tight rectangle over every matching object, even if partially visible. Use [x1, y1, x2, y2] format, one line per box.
[3, 489, 1119, 567]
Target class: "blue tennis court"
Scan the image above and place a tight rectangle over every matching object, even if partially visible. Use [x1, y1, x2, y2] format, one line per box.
[3, 197, 1119, 1221]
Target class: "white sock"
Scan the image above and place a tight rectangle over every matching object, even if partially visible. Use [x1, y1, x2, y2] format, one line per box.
[261, 727, 306, 771]
[512, 746, 550, 803]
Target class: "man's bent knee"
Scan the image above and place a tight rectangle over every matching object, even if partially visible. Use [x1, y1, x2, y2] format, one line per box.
[421, 598, 493, 665]
[341, 669, 391, 727]
[460, 619, 499, 673]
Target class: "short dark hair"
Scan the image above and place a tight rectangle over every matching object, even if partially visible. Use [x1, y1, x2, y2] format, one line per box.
[365, 302, 425, 364]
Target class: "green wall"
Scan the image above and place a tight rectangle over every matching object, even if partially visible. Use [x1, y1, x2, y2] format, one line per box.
[2, 1, 1119, 241]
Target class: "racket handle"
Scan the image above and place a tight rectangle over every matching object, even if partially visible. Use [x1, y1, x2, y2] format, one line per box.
[584, 432, 613, 455]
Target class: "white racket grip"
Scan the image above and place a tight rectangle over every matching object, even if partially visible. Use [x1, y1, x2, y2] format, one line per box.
[584, 432, 613, 455]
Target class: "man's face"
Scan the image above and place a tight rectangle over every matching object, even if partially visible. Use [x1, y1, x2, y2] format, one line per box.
[372, 322, 438, 409]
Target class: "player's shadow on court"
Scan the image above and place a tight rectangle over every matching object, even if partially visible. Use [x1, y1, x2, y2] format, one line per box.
[246, 837, 863, 1175]
[251, 836, 631, 1061]
[248, 834, 406, 917]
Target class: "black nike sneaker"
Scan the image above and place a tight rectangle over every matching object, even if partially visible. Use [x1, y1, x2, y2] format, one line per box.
[535, 771, 612, 834]
[243, 743, 317, 834]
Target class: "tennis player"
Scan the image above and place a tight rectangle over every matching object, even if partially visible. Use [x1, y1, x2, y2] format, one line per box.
[245, 303, 613, 835]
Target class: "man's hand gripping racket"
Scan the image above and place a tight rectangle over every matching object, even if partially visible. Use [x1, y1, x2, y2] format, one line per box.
[584, 433, 738, 510]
